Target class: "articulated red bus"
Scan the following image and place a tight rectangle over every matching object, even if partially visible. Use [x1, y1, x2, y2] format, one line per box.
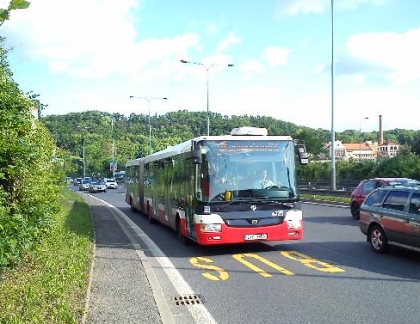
[125, 127, 308, 245]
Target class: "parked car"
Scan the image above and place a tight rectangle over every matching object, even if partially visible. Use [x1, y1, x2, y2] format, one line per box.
[104, 178, 118, 189]
[89, 181, 107, 193]
[359, 185, 420, 254]
[350, 178, 420, 220]
[79, 179, 91, 191]
[73, 178, 82, 186]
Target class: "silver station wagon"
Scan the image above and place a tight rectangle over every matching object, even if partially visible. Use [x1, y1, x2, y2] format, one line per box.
[359, 185, 420, 254]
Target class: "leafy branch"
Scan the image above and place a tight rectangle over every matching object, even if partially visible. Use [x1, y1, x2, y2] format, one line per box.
[0, 0, 30, 27]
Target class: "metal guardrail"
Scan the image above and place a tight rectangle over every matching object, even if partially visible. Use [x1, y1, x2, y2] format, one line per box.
[298, 180, 359, 192]
[298, 188, 350, 198]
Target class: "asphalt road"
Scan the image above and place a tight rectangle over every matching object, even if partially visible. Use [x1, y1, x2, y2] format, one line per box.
[81, 186, 420, 324]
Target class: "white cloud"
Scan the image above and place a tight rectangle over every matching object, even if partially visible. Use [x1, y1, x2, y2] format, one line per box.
[2, 0, 201, 81]
[238, 60, 265, 80]
[345, 28, 420, 83]
[314, 64, 327, 74]
[349, 74, 365, 83]
[216, 32, 242, 52]
[276, 0, 385, 16]
[333, 88, 420, 130]
[0, 0, 9, 9]
[262, 47, 290, 67]
[206, 22, 218, 34]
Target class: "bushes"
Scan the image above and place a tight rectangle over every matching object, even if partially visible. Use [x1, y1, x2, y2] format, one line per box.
[0, 38, 63, 270]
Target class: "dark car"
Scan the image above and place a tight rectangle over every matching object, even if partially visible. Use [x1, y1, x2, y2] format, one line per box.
[350, 178, 420, 220]
[359, 185, 420, 254]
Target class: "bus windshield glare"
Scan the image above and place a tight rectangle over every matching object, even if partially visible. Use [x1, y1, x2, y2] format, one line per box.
[197, 139, 298, 203]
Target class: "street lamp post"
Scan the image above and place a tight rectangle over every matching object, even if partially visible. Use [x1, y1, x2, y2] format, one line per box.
[359, 117, 369, 161]
[330, 0, 336, 190]
[77, 126, 91, 178]
[129, 96, 167, 155]
[111, 118, 115, 177]
[180, 59, 234, 136]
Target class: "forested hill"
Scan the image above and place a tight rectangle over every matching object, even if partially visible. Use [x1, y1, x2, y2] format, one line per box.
[41, 110, 420, 178]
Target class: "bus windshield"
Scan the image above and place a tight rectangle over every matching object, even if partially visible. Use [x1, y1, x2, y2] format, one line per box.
[197, 139, 298, 203]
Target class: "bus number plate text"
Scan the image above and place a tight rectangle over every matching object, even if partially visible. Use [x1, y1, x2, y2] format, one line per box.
[244, 234, 267, 241]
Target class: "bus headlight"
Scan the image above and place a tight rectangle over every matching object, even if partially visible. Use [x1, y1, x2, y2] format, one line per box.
[200, 224, 222, 232]
[285, 210, 303, 229]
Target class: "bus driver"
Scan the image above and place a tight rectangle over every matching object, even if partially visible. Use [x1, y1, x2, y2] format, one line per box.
[253, 170, 275, 189]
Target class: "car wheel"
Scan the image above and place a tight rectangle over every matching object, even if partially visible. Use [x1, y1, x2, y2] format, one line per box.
[350, 202, 360, 220]
[369, 224, 389, 253]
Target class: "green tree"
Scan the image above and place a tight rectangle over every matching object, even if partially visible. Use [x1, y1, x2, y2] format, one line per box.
[1, 37, 63, 268]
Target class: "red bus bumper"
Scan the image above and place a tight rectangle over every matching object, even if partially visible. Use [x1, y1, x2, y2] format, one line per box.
[193, 222, 303, 246]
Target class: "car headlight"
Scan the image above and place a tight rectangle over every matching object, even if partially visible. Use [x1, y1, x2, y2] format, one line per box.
[200, 224, 222, 232]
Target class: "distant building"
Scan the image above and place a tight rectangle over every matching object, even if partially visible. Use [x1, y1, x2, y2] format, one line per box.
[323, 139, 399, 162]
[322, 115, 400, 162]
[378, 140, 400, 158]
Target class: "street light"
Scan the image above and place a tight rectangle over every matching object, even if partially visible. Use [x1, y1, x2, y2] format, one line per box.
[77, 126, 91, 178]
[111, 117, 116, 177]
[129, 96, 167, 155]
[330, 0, 336, 190]
[180, 59, 234, 136]
[359, 117, 369, 161]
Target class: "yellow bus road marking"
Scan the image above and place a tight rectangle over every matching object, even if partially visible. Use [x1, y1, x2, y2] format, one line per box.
[232, 253, 294, 277]
[189, 257, 229, 281]
[280, 251, 345, 273]
[190, 251, 345, 281]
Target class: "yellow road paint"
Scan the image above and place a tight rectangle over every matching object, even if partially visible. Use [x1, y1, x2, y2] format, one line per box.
[232, 253, 294, 277]
[280, 251, 345, 273]
[189, 256, 229, 281]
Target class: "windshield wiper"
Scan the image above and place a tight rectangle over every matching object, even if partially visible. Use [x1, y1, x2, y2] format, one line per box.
[214, 199, 251, 211]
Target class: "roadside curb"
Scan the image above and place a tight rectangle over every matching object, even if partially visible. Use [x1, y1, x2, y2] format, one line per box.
[80, 194, 96, 324]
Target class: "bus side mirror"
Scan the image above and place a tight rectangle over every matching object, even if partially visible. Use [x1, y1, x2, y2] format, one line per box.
[186, 148, 202, 164]
[296, 145, 308, 165]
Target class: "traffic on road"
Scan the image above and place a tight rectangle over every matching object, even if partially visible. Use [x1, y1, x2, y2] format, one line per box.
[74, 184, 420, 324]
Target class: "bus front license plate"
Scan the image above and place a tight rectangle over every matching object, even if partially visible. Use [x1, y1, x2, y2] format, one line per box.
[244, 234, 267, 241]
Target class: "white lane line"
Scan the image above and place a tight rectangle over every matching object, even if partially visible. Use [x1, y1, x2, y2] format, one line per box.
[104, 201, 217, 324]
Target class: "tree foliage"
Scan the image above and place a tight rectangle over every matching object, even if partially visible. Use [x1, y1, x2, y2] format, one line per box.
[1, 37, 63, 269]
[40, 107, 420, 185]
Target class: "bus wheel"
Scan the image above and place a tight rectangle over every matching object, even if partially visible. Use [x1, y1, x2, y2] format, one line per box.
[148, 206, 155, 224]
[176, 217, 189, 245]
[130, 198, 136, 212]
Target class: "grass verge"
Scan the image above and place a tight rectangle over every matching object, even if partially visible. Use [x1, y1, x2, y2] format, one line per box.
[0, 190, 93, 324]
[300, 193, 351, 204]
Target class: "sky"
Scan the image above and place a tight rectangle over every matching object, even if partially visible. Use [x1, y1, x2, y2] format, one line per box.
[1, 0, 419, 132]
